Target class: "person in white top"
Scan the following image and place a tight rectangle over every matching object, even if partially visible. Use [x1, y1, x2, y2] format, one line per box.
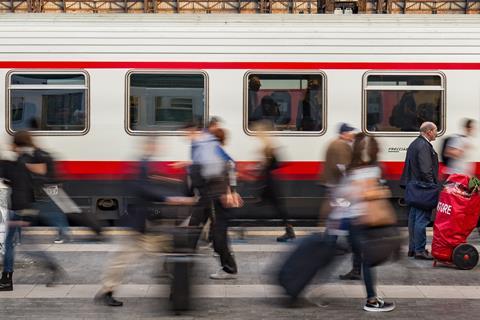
[335, 133, 396, 312]
[445, 119, 476, 176]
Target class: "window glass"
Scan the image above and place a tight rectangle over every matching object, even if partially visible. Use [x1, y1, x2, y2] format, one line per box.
[365, 74, 443, 132]
[8, 73, 87, 132]
[11, 97, 24, 122]
[367, 75, 441, 86]
[247, 73, 324, 132]
[11, 74, 85, 85]
[128, 73, 205, 132]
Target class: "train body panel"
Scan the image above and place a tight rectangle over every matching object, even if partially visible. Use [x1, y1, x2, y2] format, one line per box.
[0, 14, 479, 222]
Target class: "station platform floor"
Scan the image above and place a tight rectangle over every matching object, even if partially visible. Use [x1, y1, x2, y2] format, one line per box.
[0, 227, 479, 319]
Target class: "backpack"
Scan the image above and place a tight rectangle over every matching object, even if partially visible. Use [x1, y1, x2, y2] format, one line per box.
[31, 148, 57, 185]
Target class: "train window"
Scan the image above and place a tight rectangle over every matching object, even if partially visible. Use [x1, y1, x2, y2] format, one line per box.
[127, 73, 206, 132]
[246, 73, 325, 134]
[364, 73, 445, 134]
[130, 96, 139, 125]
[8, 72, 88, 133]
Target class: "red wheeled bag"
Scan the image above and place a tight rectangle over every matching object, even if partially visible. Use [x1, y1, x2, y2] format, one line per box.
[432, 174, 480, 270]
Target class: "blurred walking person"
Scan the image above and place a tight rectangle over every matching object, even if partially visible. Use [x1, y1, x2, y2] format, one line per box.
[182, 122, 241, 279]
[183, 118, 238, 245]
[18, 132, 70, 244]
[27, 116, 103, 242]
[443, 118, 476, 176]
[95, 137, 196, 306]
[337, 133, 396, 312]
[252, 120, 295, 242]
[319, 123, 355, 188]
[319, 123, 359, 280]
[0, 131, 64, 291]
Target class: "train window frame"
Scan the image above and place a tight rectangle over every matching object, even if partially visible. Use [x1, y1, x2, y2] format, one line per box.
[6, 70, 90, 136]
[362, 71, 446, 137]
[125, 70, 209, 136]
[243, 71, 327, 137]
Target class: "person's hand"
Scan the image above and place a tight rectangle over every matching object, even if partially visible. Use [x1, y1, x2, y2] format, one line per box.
[169, 161, 191, 169]
[221, 192, 244, 208]
[166, 196, 198, 206]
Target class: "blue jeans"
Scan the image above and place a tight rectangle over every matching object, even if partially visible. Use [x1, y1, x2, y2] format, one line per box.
[3, 210, 59, 273]
[34, 199, 70, 238]
[348, 224, 376, 299]
[408, 206, 431, 253]
[3, 212, 18, 272]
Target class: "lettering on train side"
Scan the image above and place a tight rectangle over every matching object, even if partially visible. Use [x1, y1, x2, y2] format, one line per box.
[387, 147, 407, 153]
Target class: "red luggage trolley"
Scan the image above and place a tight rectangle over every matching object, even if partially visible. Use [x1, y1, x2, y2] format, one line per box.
[432, 174, 480, 270]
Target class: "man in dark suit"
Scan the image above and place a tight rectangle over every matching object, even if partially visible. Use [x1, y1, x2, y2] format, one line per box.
[400, 122, 439, 260]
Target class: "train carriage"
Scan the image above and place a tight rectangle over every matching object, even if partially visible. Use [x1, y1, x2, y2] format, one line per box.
[0, 14, 479, 223]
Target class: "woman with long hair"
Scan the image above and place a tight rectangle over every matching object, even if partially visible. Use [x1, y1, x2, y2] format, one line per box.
[337, 133, 396, 312]
[252, 120, 295, 242]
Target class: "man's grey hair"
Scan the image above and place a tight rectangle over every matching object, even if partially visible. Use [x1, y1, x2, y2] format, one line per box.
[420, 122, 437, 133]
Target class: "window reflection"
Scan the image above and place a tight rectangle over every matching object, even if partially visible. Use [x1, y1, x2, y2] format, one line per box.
[247, 74, 324, 132]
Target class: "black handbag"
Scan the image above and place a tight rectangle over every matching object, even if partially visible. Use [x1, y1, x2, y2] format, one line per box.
[404, 181, 441, 210]
[361, 226, 404, 267]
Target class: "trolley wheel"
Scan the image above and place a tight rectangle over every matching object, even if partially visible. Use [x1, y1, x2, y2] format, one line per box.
[452, 244, 479, 270]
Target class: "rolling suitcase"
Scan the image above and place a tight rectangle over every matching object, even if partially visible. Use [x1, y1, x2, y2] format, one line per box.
[170, 254, 193, 314]
[169, 227, 198, 314]
[278, 233, 336, 299]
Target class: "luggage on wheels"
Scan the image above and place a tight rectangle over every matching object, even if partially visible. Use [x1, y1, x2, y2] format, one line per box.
[169, 226, 199, 314]
[277, 233, 336, 299]
[432, 174, 480, 270]
[170, 254, 193, 314]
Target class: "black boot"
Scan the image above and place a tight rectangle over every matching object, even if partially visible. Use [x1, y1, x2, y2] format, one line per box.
[339, 269, 361, 280]
[95, 291, 123, 307]
[277, 225, 296, 242]
[0, 272, 13, 291]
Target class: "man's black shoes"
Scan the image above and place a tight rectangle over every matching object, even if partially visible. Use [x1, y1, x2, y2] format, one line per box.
[95, 291, 123, 307]
[414, 250, 433, 260]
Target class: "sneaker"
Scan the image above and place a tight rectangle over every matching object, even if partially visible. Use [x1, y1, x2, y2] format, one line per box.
[53, 237, 64, 244]
[363, 297, 395, 312]
[198, 242, 213, 251]
[209, 269, 237, 280]
[212, 252, 234, 258]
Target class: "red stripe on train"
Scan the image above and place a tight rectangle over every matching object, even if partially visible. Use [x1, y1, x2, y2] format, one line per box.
[56, 161, 418, 181]
[1, 61, 480, 70]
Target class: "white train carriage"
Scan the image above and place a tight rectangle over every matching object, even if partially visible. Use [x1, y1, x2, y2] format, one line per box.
[0, 14, 479, 222]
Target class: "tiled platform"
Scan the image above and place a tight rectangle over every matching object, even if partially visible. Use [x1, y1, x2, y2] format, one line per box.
[0, 227, 479, 319]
